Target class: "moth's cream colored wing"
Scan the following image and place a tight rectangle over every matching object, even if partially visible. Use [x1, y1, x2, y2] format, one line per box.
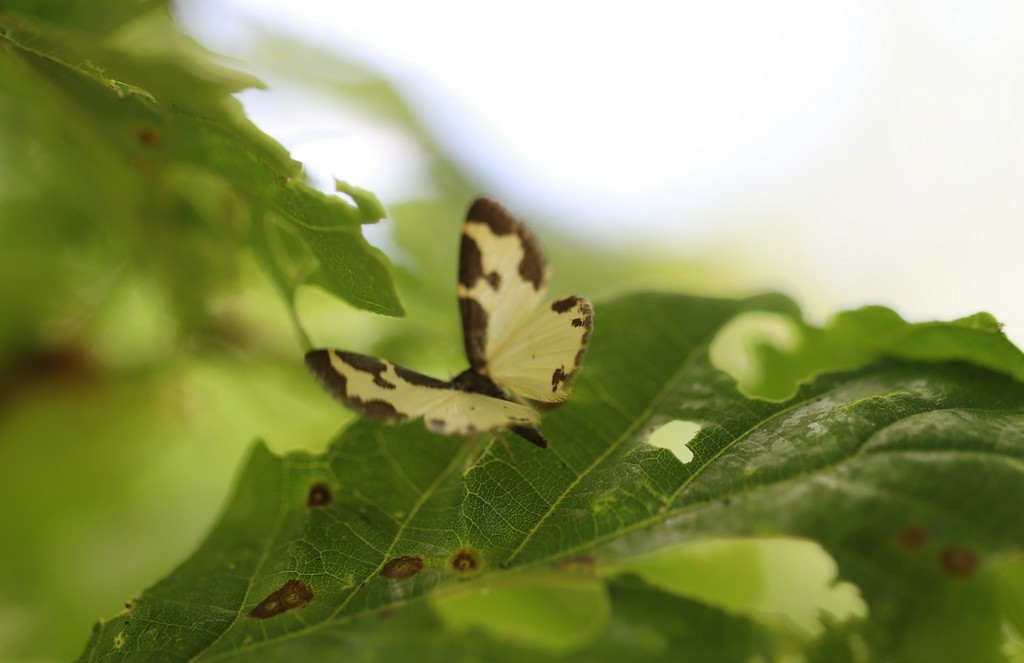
[458, 198, 550, 373]
[458, 198, 594, 403]
[486, 295, 594, 402]
[305, 349, 539, 436]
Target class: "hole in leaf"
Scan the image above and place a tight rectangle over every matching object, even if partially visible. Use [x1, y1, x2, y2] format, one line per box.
[381, 555, 424, 579]
[616, 537, 867, 636]
[939, 545, 979, 580]
[646, 420, 700, 463]
[431, 578, 609, 654]
[709, 312, 800, 399]
[306, 482, 333, 507]
[135, 126, 161, 147]
[248, 579, 314, 619]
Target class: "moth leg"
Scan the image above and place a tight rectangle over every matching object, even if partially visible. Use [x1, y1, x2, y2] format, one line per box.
[492, 431, 517, 464]
[464, 435, 480, 468]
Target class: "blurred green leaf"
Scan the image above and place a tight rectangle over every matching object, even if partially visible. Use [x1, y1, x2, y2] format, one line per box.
[78, 293, 1024, 661]
[0, 6, 401, 367]
[0, 0, 167, 35]
[736, 305, 1024, 400]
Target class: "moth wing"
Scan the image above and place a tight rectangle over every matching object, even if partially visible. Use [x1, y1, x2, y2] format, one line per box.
[487, 295, 594, 402]
[420, 391, 540, 438]
[459, 198, 550, 373]
[305, 349, 539, 436]
[306, 349, 453, 423]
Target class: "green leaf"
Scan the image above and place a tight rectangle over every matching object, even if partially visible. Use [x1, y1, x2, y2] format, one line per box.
[1, 0, 166, 35]
[77, 294, 1024, 661]
[734, 305, 1024, 400]
[291, 218, 402, 317]
[0, 7, 402, 346]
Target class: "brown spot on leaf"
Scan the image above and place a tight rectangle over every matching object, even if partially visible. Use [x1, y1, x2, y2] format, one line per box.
[381, 555, 424, 579]
[248, 579, 314, 619]
[124, 601, 134, 611]
[451, 549, 479, 573]
[113, 632, 125, 649]
[0, 344, 98, 413]
[307, 482, 332, 507]
[939, 546, 979, 580]
[136, 126, 161, 147]
[896, 524, 928, 551]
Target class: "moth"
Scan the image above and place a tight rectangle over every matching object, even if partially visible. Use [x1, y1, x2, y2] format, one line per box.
[305, 198, 594, 448]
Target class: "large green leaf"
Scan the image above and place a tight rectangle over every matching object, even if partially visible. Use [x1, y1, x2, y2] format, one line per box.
[78, 293, 1024, 661]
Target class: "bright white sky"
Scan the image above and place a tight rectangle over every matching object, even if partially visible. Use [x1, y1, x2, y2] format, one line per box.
[179, 0, 1024, 345]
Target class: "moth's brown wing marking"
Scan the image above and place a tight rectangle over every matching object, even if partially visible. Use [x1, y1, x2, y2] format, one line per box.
[486, 295, 594, 402]
[510, 425, 549, 449]
[305, 349, 452, 423]
[458, 198, 550, 372]
[305, 349, 540, 436]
